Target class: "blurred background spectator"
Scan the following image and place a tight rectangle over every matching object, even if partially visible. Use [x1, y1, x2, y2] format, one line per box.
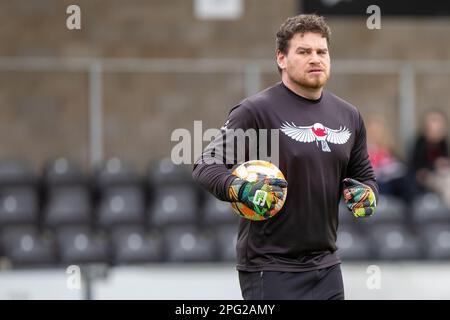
[366, 114, 413, 202]
[410, 109, 450, 207]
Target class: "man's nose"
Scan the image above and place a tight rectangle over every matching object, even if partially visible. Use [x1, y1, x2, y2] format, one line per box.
[309, 52, 321, 64]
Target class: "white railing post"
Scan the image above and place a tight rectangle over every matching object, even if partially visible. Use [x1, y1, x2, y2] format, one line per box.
[88, 60, 103, 168]
[399, 63, 416, 154]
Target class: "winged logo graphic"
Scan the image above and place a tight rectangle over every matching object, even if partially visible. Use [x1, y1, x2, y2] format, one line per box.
[280, 122, 351, 152]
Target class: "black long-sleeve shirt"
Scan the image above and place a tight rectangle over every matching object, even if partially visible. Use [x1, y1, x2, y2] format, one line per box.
[193, 82, 378, 272]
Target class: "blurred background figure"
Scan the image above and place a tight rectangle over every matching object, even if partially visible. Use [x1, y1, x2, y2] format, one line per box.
[366, 114, 412, 202]
[410, 109, 450, 207]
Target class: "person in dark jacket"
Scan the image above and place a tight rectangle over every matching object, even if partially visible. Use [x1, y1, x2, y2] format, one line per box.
[410, 109, 450, 205]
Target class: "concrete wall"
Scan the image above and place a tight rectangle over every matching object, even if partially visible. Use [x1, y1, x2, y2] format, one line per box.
[1, 0, 450, 169]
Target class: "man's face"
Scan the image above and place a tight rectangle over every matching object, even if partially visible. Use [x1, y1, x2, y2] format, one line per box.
[277, 32, 330, 90]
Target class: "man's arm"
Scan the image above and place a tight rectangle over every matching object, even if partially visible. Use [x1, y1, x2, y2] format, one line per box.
[192, 101, 256, 202]
[192, 160, 237, 202]
[346, 111, 379, 202]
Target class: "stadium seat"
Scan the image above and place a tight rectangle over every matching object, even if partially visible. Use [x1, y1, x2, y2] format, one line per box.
[336, 225, 374, 261]
[96, 186, 146, 228]
[420, 223, 450, 260]
[370, 194, 406, 223]
[148, 186, 199, 227]
[0, 226, 57, 267]
[43, 186, 92, 227]
[110, 226, 163, 264]
[0, 187, 39, 227]
[0, 161, 37, 187]
[149, 158, 192, 186]
[412, 193, 450, 223]
[202, 192, 239, 226]
[56, 226, 109, 264]
[163, 225, 216, 262]
[94, 158, 142, 189]
[370, 223, 423, 260]
[43, 157, 88, 187]
[214, 225, 238, 262]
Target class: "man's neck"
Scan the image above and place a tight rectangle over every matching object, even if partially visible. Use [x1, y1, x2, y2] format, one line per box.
[282, 77, 323, 100]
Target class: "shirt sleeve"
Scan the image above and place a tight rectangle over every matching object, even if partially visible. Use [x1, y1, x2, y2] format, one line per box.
[346, 111, 379, 201]
[192, 99, 258, 201]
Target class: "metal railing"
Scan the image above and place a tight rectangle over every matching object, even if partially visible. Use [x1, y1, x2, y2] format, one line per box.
[1, 57, 450, 165]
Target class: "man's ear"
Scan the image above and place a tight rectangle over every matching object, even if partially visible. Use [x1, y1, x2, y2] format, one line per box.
[276, 50, 286, 71]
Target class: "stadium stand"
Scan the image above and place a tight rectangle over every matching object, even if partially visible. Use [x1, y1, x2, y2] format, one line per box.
[0, 157, 450, 268]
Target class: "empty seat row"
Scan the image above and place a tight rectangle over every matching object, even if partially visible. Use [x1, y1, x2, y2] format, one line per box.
[0, 184, 239, 229]
[1, 221, 449, 268]
[0, 224, 239, 268]
[339, 193, 450, 226]
[337, 222, 450, 261]
[2, 186, 449, 230]
[0, 158, 194, 189]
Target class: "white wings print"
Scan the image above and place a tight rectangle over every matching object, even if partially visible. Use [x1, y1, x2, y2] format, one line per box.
[279, 122, 316, 143]
[280, 122, 352, 152]
[324, 126, 352, 144]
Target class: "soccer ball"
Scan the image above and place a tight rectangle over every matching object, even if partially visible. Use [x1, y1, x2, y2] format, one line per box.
[231, 160, 287, 221]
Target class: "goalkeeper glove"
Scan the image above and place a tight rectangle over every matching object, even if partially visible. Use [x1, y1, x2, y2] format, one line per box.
[228, 177, 287, 217]
[342, 178, 377, 218]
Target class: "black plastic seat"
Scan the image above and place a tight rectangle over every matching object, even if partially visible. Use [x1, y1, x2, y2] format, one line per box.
[110, 226, 163, 264]
[370, 223, 423, 260]
[0, 226, 57, 267]
[202, 192, 239, 226]
[43, 158, 88, 187]
[97, 186, 146, 228]
[163, 225, 215, 262]
[0, 161, 37, 187]
[412, 193, 450, 223]
[420, 223, 450, 260]
[148, 186, 198, 227]
[56, 226, 109, 264]
[0, 187, 39, 227]
[94, 158, 142, 189]
[370, 195, 406, 223]
[43, 186, 92, 227]
[149, 158, 192, 187]
[336, 225, 373, 261]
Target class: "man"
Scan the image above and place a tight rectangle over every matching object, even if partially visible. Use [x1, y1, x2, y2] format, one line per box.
[192, 14, 378, 300]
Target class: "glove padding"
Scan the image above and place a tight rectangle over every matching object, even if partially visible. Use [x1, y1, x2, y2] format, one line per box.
[342, 178, 376, 218]
[229, 177, 287, 217]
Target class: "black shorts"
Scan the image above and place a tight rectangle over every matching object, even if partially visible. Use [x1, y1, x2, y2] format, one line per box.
[238, 264, 345, 300]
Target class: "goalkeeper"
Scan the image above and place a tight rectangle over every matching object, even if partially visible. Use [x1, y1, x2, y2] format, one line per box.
[192, 14, 378, 300]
